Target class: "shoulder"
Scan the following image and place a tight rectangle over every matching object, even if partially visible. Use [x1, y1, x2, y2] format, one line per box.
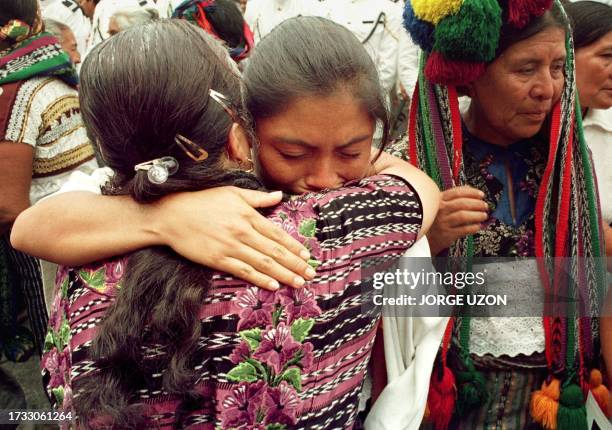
[584, 108, 612, 134]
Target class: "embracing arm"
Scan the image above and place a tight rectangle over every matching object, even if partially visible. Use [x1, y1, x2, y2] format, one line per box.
[11, 187, 314, 290]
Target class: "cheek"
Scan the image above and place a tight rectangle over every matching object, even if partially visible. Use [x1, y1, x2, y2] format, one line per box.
[257, 150, 301, 186]
[552, 76, 565, 102]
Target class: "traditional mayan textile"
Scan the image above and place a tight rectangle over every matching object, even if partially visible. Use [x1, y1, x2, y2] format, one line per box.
[403, 0, 608, 429]
[0, 33, 78, 87]
[42, 175, 423, 429]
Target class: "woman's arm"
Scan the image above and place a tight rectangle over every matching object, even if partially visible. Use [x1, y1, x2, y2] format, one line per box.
[11, 187, 314, 290]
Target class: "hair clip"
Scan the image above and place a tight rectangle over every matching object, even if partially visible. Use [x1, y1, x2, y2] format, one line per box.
[209, 89, 236, 119]
[174, 134, 209, 162]
[134, 156, 179, 184]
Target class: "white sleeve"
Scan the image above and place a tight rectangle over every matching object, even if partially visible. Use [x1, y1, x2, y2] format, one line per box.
[364, 237, 449, 430]
[397, 30, 420, 97]
[37, 167, 114, 202]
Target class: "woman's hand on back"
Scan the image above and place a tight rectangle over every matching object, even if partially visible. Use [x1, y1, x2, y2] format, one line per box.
[427, 186, 489, 255]
[152, 187, 315, 290]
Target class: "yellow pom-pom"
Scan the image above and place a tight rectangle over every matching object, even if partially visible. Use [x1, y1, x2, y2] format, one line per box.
[530, 379, 561, 430]
[411, 0, 464, 25]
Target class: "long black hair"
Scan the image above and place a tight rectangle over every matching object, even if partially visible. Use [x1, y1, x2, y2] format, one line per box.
[74, 19, 259, 429]
[564, 1, 612, 49]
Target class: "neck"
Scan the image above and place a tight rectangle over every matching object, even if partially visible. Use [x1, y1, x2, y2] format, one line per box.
[464, 102, 516, 148]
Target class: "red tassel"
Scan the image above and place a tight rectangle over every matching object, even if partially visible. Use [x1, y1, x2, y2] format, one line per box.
[427, 366, 456, 430]
[425, 51, 485, 86]
[507, 0, 554, 28]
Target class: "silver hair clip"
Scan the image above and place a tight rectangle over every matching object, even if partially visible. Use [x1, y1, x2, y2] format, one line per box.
[209, 89, 236, 119]
[134, 156, 179, 184]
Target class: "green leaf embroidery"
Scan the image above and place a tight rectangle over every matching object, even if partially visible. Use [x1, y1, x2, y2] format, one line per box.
[307, 259, 320, 270]
[298, 219, 316, 238]
[291, 318, 314, 343]
[280, 367, 302, 391]
[266, 424, 286, 430]
[272, 305, 283, 327]
[239, 328, 262, 351]
[278, 212, 288, 221]
[44, 331, 55, 351]
[61, 277, 69, 297]
[58, 320, 71, 350]
[52, 386, 64, 406]
[226, 362, 258, 383]
[78, 268, 106, 292]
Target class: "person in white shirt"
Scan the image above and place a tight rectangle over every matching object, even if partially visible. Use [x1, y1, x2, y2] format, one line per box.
[41, 0, 91, 58]
[85, 0, 159, 53]
[244, 0, 320, 43]
[321, 0, 402, 96]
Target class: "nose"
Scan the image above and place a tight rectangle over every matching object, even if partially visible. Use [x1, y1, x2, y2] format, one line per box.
[73, 52, 81, 65]
[304, 161, 342, 191]
[531, 70, 556, 101]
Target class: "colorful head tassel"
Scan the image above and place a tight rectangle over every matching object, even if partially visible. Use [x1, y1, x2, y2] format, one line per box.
[556, 383, 587, 430]
[507, 0, 554, 28]
[530, 378, 561, 430]
[403, 1, 435, 51]
[425, 51, 486, 86]
[589, 369, 610, 417]
[434, 0, 502, 62]
[411, 0, 464, 25]
[426, 366, 456, 430]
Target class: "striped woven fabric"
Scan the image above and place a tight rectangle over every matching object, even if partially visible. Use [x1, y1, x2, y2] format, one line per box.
[43, 175, 423, 429]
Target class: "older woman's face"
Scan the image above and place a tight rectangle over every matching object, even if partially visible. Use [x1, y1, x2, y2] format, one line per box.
[467, 27, 566, 146]
[575, 31, 612, 110]
[254, 90, 375, 194]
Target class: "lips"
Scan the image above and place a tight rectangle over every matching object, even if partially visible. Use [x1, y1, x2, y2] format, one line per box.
[522, 111, 547, 120]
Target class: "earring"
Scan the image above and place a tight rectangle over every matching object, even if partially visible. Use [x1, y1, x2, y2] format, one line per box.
[240, 157, 254, 173]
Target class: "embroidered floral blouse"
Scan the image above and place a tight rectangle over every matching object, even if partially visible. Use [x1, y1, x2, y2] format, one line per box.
[42, 175, 423, 429]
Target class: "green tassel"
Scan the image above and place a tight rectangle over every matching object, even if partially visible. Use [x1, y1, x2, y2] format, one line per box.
[557, 383, 587, 430]
[455, 358, 488, 415]
[433, 0, 502, 63]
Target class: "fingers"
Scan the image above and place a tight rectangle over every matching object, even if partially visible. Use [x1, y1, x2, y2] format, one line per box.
[442, 186, 485, 201]
[445, 210, 489, 228]
[218, 257, 282, 291]
[250, 216, 314, 277]
[231, 245, 312, 289]
[442, 197, 489, 213]
[235, 188, 284, 208]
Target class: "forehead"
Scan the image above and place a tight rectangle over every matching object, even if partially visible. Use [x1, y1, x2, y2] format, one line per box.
[258, 90, 375, 144]
[61, 28, 76, 43]
[585, 30, 612, 51]
[498, 26, 567, 63]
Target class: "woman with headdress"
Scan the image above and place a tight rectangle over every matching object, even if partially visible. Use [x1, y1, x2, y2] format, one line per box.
[401, 0, 609, 428]
[17, 17, 440, 428]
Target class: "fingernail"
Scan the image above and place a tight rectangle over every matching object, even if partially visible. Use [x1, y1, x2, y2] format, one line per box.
[305, 267, 316, 278]
[270, 191, 283, 198]
[293, 276, 305, 287]
[479, 191, 485, 198]
[268, 280, 280, 290]
[300, 249, 310, 260]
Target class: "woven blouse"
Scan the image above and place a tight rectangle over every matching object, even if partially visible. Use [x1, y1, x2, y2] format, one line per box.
[42, 175, 424, 429]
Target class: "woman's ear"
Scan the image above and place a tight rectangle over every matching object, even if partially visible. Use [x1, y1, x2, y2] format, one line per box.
[227, 123, 252, 164]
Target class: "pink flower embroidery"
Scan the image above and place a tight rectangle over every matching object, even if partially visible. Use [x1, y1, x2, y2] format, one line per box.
[264, 381, 300, 425]
[221, 381, 266, 428]
[104, 260, 125, 288]
[235, 287, 277, 331]
[278, 288, 321, 324]
[42, 348, 70, 389]
[229, 341, 251, 365]
[252, 323, 301, 374]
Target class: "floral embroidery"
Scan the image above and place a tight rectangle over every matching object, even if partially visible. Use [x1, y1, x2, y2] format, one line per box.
[42, 258, 127, 425]
[221, 210, 322, 430]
